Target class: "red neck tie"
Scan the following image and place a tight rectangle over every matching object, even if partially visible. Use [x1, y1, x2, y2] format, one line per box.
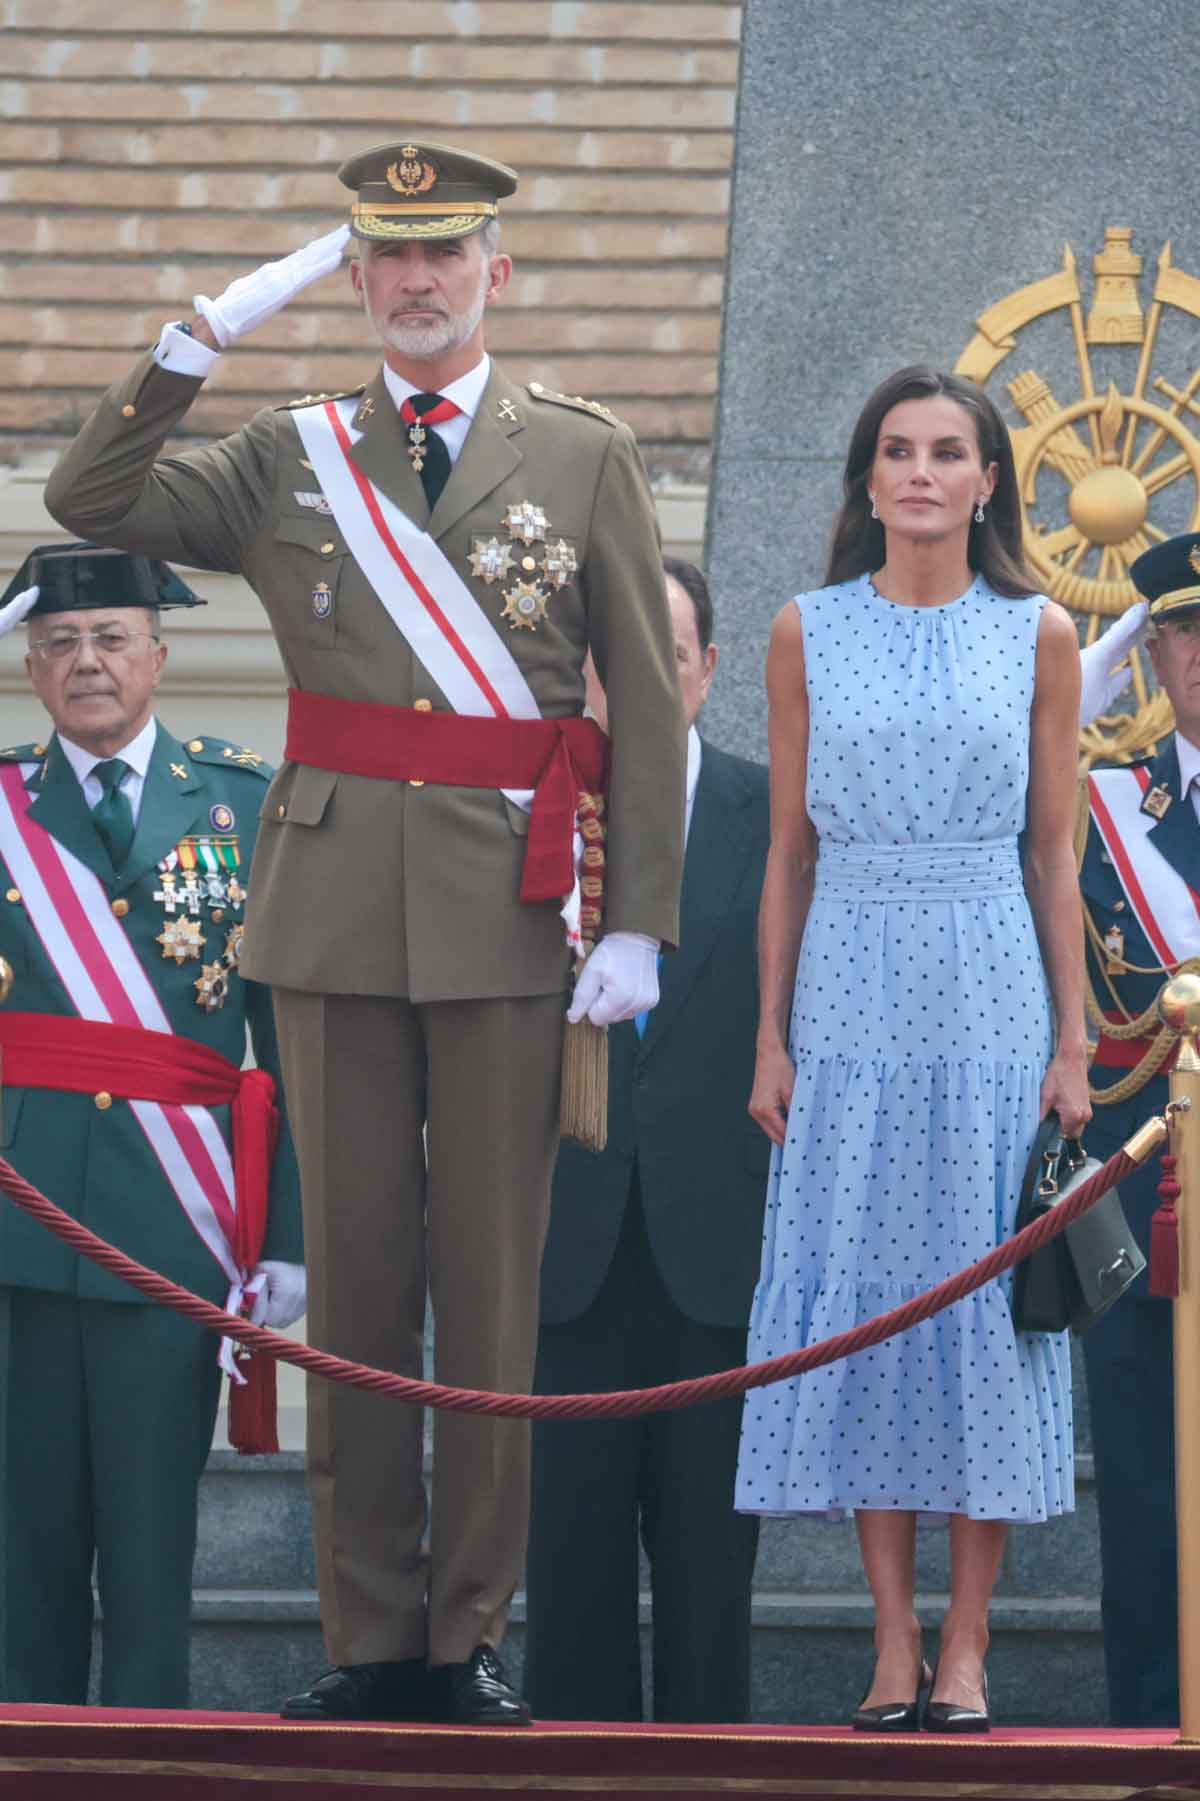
[399, 392, 462, 508]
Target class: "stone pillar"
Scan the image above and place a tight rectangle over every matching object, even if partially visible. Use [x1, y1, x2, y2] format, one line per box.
[705, 0, 1200, 756]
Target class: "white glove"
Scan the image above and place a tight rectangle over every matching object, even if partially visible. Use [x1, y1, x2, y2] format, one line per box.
[194, 223, 351, 348]
[1079, 600, 1149, 726]
[247, 1260, 307, 1330]
[567, 931, 660, 1028]
[0, 584, 38, 637]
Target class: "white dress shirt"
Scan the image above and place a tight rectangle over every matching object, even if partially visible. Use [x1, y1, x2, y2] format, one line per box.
[58, 716, 159, 825]
[1175, 731, 1200, 825]
[684, 725, 702, 845]
[381, 355, 490, 465]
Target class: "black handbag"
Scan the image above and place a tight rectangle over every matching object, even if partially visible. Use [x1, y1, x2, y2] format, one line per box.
[1010, 1110, 1146, 1334]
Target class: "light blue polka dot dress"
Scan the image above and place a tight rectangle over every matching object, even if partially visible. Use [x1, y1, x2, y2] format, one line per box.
[734, 574, 1074, 1523]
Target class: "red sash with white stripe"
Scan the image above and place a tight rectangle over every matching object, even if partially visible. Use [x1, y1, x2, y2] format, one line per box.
[0, 762, 245, 1296]
[1088, 764, 1200, 966]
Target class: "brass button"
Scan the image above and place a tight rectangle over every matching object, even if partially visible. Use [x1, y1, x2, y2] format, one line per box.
[94, 1091, 113, 1111]
[31, 744, 45, 757]
[522, 556, 537, 572]
[319, 540, 337, 556]
[414, 698, 433, 713]
[409, 779, 425, 788]
[211, 907, 225, 922]
[121, 403, 136, 418]
[188, 739, 204, 754]
[5, 887, 19, 904]
[276, 803, 287, 818]
[110, 897, 130, 918]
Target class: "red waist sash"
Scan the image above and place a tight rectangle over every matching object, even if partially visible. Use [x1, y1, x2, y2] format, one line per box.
[1092, 1011, 1180, 1075]
[0, 1013, 278, 1270]
[284, 688, 609, 905]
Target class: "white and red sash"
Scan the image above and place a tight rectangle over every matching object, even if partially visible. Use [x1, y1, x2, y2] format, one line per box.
[0, 762, 257, 1361]
[290, 396, 584, 947]
[1088, 764, 1200, 966]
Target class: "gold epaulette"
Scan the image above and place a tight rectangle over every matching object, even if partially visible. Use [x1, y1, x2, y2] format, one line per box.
[526, 382, 620, 426]
[279, 385, 366, 412]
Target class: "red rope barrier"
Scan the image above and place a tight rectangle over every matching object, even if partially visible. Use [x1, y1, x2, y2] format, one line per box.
[0, 1145, 1139, 1420]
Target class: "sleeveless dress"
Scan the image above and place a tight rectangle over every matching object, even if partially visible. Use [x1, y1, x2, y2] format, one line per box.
[734, 575, 1074, 1523]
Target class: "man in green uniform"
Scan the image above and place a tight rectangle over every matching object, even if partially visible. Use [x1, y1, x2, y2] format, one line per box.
[0, 541, 303, 1707]
[44, 141, 685, 1724]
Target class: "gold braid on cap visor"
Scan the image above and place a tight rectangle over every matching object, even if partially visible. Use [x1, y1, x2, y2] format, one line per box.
[351, 200, 498, 239]
[1149, 585, 1200, 618]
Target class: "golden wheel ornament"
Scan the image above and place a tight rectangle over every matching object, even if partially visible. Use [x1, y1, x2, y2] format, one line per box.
[956, 229, 1200, 763]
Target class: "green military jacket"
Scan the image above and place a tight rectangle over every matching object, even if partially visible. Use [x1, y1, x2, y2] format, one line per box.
[0, 721, 302, 1305]
[44, 354, 686, 1003]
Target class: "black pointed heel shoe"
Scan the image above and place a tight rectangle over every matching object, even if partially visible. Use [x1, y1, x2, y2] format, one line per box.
[924, 1667, 990, 1733]
[851, 1659, 933, 1732]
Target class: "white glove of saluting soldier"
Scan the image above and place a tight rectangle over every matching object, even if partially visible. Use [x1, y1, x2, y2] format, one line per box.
[568, 931, 661, 1028]
[192, 223, 351, 348]
[1078, 600, 1149, 727]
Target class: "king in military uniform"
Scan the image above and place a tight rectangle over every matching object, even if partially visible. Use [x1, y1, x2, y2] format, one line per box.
[1077, 531, 1200, 1725]
[45, 141, 686, 1723]
[0, 541, 303, 1707]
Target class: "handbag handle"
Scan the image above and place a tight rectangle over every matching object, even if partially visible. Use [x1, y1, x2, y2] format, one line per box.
[1024, 1109, 1088, 1203]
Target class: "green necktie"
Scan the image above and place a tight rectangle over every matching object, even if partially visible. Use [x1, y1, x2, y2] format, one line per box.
[92, 758, 135, 868]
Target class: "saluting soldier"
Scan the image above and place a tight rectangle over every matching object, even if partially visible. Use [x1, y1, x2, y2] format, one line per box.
[45, 141, 686, 1724]
[0, 541, 303, 1707]
[1076, 532, 1200, 1726]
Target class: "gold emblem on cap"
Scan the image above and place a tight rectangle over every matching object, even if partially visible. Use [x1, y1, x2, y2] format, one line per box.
[388, 149, 439, 197]
[1189, 546, 1200, 579]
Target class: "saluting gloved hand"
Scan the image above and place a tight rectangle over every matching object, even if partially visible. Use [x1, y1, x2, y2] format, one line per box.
[247, 1261, 307, 1331]
[0, 584, 38, 637]
[567, 931, 660, 1028]
[1079, 599, 1149, 726]
[193, 223, 351, 349]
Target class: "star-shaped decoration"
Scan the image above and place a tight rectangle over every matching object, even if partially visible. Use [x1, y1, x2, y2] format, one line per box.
[540, 538, 578, 591]
[224, 923, 245, 967]
[225, 875, 247, 908]
[194, 961, 230, 1012]
[503, 500, 550, 545]
[156, 916, 206, 964]
[501, 580, 550, 631]
[468, 535, 516, 585]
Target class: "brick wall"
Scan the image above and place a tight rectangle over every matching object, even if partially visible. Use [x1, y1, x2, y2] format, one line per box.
[0, 2, 741, 481]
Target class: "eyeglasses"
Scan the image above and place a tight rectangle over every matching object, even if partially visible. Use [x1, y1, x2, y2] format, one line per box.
[28, 627, 160, 663]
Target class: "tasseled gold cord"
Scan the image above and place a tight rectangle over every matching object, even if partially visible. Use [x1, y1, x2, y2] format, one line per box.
[560, 790, 609, 1150]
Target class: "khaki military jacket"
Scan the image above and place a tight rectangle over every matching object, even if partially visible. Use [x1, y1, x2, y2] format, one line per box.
[46, 356, 685, 1002]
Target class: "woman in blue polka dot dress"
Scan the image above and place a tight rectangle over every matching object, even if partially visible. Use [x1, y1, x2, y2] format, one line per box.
[736, 367, 1089, 1732]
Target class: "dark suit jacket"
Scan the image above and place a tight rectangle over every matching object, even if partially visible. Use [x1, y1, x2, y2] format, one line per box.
[539, 740, 771, 1329]
[1081, 737, 1197, 1289]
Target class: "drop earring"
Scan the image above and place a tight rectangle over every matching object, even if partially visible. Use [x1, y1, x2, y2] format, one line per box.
[869, 494, 879, 520]
[974, 499, 986, 524]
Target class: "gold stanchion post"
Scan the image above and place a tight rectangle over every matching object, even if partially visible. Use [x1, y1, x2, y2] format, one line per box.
[1161, 973, 1200, 1740]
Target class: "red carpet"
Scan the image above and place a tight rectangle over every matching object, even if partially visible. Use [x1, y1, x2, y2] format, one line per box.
[0, 1705, 1196, 1799]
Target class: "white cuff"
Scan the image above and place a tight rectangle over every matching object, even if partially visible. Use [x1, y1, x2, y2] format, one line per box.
[153, 322, 221, 378]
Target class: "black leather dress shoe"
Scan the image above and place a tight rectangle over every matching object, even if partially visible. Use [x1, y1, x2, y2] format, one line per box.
[431, 1646, 532, 1726]
[280, 1659, 433, 1721]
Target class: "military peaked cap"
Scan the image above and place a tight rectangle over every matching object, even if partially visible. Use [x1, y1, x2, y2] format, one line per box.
[1131, 532, 1200, 623]
[338, 138, 518, 242]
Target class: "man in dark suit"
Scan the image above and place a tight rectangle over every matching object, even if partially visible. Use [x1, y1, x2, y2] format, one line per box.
[523, 559, 771, 1722]
[1077, 531, 1200, 1724]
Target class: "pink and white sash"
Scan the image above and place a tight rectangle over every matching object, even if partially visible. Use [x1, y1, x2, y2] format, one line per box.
[291, 396, 584, 947]
[1088, 764, 1200, 966]
[0, 762, 257, 1364]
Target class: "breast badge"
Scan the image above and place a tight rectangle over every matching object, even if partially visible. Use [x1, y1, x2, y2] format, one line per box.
[493, 503, 575, 632]
[503, 501, 550, 545]
[501, 581, 550, 631]
[1104, 924, 1127, 973]
[209, 803, 235, 833]
[541, 538, 578, 590]
[312, 581, 333, 620]
[156, 916, 206, 963]
[194, 961, 230, 1013]
[1141, 783, 1173, 820]
[469, 537, 515, 584]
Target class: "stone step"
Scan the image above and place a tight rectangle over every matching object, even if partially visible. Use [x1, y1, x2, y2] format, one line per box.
[195, 1452, 1103, 1600]
[179, 1589, 1106, 1724]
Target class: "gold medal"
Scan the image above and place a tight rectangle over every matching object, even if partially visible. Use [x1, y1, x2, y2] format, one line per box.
[469, 536, 515, 584]
[1141, 783, 1173, 820]
[541, 538, 578, 590]
[503, 500, 550, 545]
[224, 922, 245, 967]
[501, 580, 550, 631]
[156, 916, 206, 963]
[194, 961, 230, 1012]
[154, 871, 180, 915]
[407, 421, 428, 475]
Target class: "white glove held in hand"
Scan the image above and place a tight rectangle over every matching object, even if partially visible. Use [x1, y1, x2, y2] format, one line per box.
[1079, 600, 1149, 726]
[247, 1261, 307, 1331]
[0, 584, 38, 637]
[567, 931, 660, 1028]
[194, 223, 351, 348]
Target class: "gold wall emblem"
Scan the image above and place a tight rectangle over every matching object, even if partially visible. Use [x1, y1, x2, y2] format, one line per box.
[957, 226, 1200, 765]
[387, 150, 438, 197]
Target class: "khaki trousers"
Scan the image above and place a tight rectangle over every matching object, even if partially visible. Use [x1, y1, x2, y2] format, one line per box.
[273, 989, 564, 1668]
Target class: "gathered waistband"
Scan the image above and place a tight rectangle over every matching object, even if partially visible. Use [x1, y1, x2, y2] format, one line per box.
[813, 838, 1023, 902]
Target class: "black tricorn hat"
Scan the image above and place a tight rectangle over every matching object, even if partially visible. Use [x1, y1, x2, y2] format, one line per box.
[1, 541, 205, 617]
[1131, 532, 1200, 622]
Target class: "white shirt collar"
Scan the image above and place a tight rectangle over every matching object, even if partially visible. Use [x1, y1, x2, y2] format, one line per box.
[381, 354, 490, 420]
[58, 715, 159, 787]
[1175, 730, 1200, 801]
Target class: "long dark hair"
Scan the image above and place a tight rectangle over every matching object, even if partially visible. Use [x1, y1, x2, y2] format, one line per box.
[824, 365, 1036, 598]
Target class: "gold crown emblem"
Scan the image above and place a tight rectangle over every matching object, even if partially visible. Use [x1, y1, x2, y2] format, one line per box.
[388, 150, 438, 198]
[1189, 546, 1200, 578]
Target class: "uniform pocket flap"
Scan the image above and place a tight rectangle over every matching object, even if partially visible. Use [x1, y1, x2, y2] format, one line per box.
[261, 766, 338, 827]
[273, 514, 346, 557]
